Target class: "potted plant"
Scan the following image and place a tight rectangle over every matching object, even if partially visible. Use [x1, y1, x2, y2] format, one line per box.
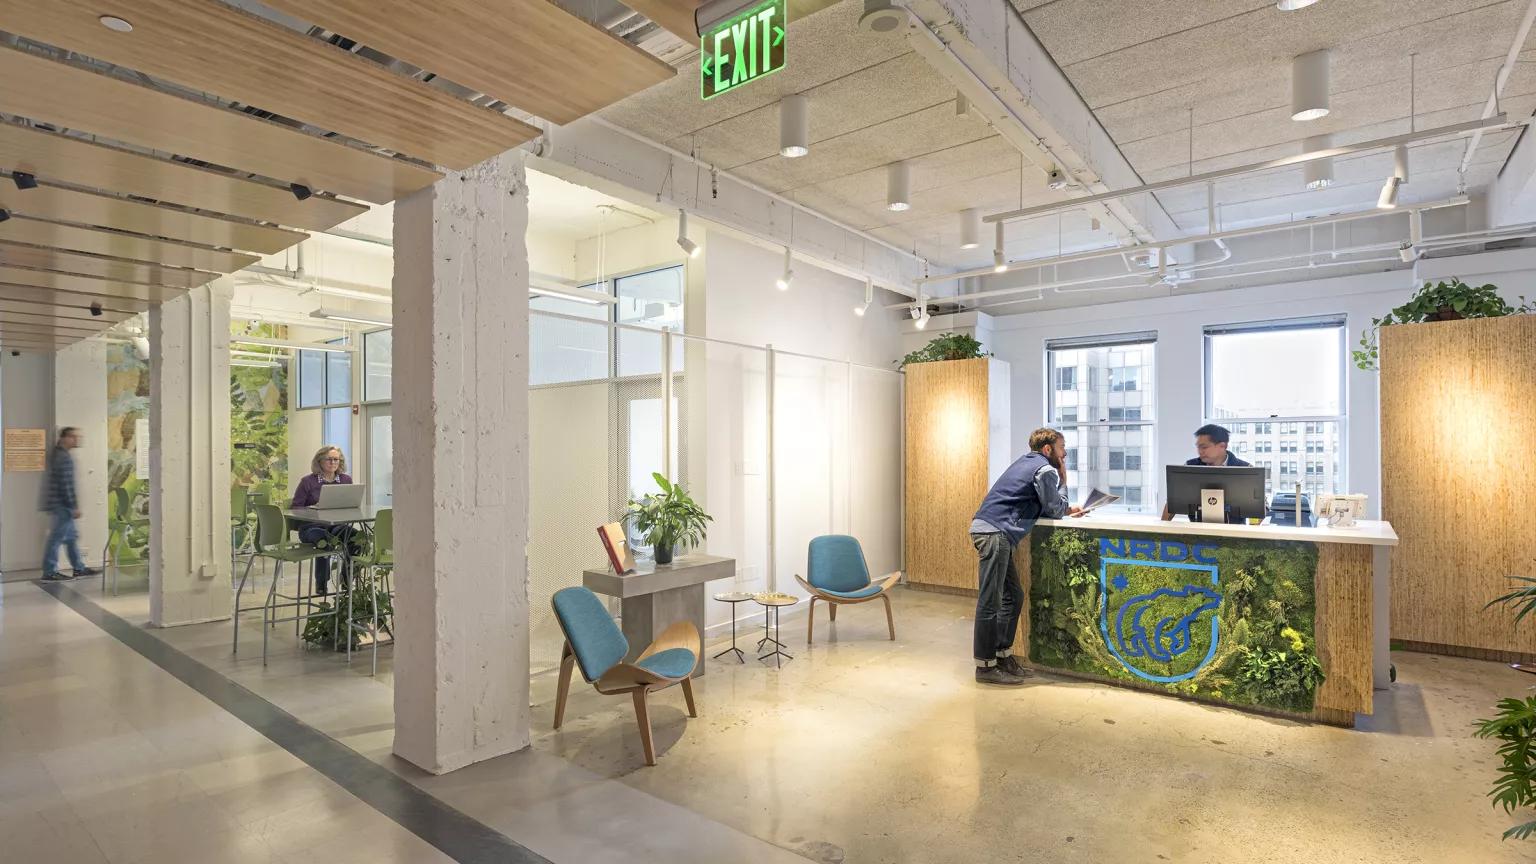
[898, 332, 989, 369]
[1353, 278, 1532, 370]
[626, 472, 711, 565]
[1478, 576, 1536, 840]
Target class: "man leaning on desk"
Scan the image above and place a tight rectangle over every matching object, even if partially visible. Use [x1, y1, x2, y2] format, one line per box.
[1162, 423, 1249, 520]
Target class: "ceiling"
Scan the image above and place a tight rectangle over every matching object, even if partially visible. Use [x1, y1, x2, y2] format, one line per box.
[526, 170, 663, 248]
[1016, 0, 1536, 233]
[0, 0, 675, 351]
[601, 0, 1536, 284]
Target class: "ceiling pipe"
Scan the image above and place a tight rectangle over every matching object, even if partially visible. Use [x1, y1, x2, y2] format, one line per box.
[1461, 0, 1536, 172]
[984, 115, 1515, 226]
[919, 196, 1469, 286]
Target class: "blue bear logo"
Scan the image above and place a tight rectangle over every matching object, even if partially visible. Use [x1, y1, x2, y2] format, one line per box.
[1100, 559, 1222, 683]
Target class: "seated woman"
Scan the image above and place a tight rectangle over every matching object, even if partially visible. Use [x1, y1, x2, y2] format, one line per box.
[290, 445, 362, 595]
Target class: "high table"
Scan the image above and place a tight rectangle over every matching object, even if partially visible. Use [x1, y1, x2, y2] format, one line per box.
[283, 506, 382, 665]
[1014, 514, 1397, 727]
[583, 554, 735, 677]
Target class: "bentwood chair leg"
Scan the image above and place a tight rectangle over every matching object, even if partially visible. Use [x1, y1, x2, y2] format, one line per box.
[882, 593, 895, 640]
[681, 677, 698, 718]
[553, 648, 575, 730]
[829, 602, 838, 622]
[631, 689, 656, 766]
[806, 597, 816, 645]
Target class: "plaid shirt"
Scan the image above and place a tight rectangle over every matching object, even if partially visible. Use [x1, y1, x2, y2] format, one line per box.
[41, 444, 76, 512]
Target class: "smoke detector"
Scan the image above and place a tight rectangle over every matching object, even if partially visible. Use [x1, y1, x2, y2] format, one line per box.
[859, 0, 905, 33]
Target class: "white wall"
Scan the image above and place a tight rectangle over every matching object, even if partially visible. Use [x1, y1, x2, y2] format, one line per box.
[986, 246, 1536, 518]
[1, 352, 55, 572]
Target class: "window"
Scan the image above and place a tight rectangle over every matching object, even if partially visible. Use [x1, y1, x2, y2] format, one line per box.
[1047, 332, 1156, 513]
[529, 288, 611, 386]
[1205, 316, 1345, 500]
[297, 339, 354, 448]
[529, 265, 686, 386]
[363, 329, 392, 402]
[616, 267, 685, 377]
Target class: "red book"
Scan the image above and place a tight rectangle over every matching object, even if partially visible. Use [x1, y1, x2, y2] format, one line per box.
[597, 522, 635, 575]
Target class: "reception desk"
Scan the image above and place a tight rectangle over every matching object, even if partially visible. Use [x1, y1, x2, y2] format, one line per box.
[1014, 514, 1397, 726]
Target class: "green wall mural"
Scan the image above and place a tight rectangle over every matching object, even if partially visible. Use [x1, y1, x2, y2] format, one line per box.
[1029, 527, 1325, 714]
[103, 324, 292, 565]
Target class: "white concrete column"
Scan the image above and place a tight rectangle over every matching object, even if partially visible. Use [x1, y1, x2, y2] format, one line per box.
[149, 282, 233, 627]
[54, 340, 108, 563]
[391, 151, 531, 774]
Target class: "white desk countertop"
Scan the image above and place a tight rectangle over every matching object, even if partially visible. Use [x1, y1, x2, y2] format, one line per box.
[1036, 513, 1399, 547]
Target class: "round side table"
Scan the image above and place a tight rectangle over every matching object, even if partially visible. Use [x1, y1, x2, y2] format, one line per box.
[712, 591, 755, 663]
[753, 592, 799, 667]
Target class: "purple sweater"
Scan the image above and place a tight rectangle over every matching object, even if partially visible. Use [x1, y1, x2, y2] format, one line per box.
[291, 473, 352, 508]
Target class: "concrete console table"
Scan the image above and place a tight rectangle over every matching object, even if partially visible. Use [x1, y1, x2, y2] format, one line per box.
[583, 554, 735, 676]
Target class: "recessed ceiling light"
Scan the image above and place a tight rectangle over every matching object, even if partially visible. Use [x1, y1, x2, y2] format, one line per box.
[99, 15, 134, 32]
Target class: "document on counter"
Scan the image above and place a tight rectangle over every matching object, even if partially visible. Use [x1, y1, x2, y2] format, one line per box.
[1080, 488, 1120, 513]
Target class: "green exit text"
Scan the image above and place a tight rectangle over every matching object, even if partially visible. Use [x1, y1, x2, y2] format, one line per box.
[700, 0, 786, 100]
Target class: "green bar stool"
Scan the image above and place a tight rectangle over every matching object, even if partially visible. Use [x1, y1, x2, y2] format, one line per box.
[350, 508, 394, 676]
[233, 504, 330, 665]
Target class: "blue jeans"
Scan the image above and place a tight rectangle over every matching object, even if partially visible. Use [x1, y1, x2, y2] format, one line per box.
[973, 532, 1023, 661]
[43, 507, 85, 575]
[297, 524, 361, 594]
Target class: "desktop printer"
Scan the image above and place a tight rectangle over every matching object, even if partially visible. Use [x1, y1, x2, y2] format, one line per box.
[1267, 492, 1314, 527]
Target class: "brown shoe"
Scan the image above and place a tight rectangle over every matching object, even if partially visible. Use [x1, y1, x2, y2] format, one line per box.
[998, 655, 1031, 678]
[975, 665, 1026, 686]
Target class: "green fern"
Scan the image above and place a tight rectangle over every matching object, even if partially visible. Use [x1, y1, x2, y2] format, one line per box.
[1477, 580, 1536, 840]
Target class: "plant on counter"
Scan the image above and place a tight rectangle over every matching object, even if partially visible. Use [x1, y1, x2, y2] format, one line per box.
[1353, 278, 1533, 370]
[897, 332, 989, 369]
[1475, 576, 1536, 840]
[625, 472, 711, 566]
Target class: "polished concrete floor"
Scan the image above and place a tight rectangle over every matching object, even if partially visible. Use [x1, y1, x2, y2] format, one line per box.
[2, 570, 1527, 863]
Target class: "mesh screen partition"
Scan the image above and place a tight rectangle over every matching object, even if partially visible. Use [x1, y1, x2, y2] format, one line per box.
[771, 353, 851, 588]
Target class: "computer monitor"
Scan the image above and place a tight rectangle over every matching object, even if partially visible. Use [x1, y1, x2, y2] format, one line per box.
[1165, 465, 1268, 523]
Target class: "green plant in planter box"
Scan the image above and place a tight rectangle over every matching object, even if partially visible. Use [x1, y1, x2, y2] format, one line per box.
[625, 472, 711, 566]
[1353, 278, 1532, 370]
[1476, 576, 1536, 840]
[898, 332, 989, 369]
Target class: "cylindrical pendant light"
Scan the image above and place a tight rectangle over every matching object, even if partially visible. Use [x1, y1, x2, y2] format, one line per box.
[992, 221, 1008, 273]
[958, 207, 981, 249]
[886, 161, 910, 211]
[779, 94, 809, 158]
[1392, 144, 1409, 184]
[1303, 134, 1333, 190]
[1291, 49, 1330, 121]
[1277, 0, 1321, 10]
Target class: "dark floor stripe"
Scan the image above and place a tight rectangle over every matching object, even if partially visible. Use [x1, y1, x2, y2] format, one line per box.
[38, 580, 552, 864]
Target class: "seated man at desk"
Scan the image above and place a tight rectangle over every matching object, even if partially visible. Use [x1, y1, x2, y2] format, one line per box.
[1162, 424, 1250, 519]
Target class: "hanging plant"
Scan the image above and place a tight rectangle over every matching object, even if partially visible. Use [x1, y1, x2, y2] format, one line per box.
[898, 332, 989, 369]
[1353, 278, 1532, 370]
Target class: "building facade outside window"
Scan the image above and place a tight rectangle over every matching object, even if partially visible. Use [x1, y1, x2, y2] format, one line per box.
[1047, 331, 1157, 513]
[1204, 316, 1346, 501]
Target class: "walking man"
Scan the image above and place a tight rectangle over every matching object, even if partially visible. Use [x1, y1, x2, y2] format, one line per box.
[970, 427, 1080, 685]
[40, 426, 99, 582]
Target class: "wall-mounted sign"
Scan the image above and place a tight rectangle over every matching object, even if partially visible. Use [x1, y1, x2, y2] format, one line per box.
[700, 0, 786, 100]
[3, 449, 44, 472]
[3, 427, 45, 450]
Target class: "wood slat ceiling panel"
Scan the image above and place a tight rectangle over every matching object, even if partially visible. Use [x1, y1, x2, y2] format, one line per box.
[0, 321, 106, 340]
[0, 310, 118, 331]
[0, 184, 306, 255]
[0, 46, 442, 205]
[259, 0, 675, 126]
[0, 0, 540, 170]
[0, 282, 152, 313]
[0, 243, 210, 288]
[0, 267, 188, 303]
[0, 297, 136, 323]
[0, 217, 258, 273]
[0, 124, 365, 231]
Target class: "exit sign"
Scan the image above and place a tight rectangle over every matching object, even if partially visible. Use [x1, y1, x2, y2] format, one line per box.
[700, 0, 786, 100]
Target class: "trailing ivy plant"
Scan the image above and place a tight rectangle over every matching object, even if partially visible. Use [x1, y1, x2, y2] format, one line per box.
[1477, 576, 1536, 840]
[1353, 278, 1532, 370]
[897, 332, 989, 369]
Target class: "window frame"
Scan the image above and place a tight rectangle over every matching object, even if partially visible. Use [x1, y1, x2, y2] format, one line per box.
[296, 337, 355, 413]
[1044, 332, 1158, 515]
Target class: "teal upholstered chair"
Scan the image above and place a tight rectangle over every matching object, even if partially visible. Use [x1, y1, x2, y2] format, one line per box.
[794, 535, 900, 645]
[551, 586, 700, 766]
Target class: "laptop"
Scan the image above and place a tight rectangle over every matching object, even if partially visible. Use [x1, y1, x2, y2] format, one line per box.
[307, 484, 366, 510]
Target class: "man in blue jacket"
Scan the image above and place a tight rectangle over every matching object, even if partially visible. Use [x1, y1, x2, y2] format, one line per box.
[970, 427, 1080, 685]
